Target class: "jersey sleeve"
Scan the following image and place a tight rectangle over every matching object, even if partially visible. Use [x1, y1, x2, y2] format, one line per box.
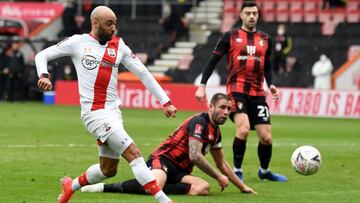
[211, 133, 222, 149]
[35, 36, 77, 77]
[200, 32, 230, 85]
[264, 36, 274, 87]
[187, 116, 209, 142]
[119, 39, 170, 105]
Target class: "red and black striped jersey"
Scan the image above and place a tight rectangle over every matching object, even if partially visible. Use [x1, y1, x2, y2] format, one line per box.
[151, 112, 222, 173]
[201, 28, 273, 96]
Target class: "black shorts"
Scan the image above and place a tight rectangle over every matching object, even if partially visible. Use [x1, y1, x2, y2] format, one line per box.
[146, 155, 190, 184]
[229, 92, 271, 130]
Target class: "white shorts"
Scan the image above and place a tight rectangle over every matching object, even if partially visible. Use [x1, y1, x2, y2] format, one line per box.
[81, 109, 134, 159]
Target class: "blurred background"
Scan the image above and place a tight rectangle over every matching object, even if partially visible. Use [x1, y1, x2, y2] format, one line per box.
[0, 0, 359, 118]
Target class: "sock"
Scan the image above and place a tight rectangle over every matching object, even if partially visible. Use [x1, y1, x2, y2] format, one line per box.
[129, 157, 171, 203]
[259, 167, 269, 174]
[104, 179, 145, 194]
[233, 137, 247, 169]
[233, 167, 243, 173]
[163, 183, 191, 194]
[72, 163, 108, 191]
[258, 142, 272, 170]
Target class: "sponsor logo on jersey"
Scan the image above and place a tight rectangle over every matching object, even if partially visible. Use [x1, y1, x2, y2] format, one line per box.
[107, 48, 116, 58]
[246, 45, 256, 55]
[81, 55, 119, 70]
[81, 55, 98, 70]
[237, 55, 261, 61]
[236, 38, 242, 43]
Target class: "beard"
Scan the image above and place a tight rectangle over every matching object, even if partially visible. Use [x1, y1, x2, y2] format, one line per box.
[98, 26, 113, 42]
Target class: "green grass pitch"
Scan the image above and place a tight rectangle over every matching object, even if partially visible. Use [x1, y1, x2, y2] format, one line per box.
[0, 102, 359, 203]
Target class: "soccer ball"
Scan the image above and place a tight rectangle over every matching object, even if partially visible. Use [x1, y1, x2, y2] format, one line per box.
[291, 145, 321, 176]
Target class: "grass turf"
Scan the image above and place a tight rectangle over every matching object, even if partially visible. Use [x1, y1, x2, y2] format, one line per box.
[0, 102, 359, 203]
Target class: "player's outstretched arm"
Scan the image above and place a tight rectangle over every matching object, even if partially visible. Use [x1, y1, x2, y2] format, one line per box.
[210, 148, 257, 194]
[189, 138, 229, 191]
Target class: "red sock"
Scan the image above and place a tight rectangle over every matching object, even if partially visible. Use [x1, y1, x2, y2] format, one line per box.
[143, 180, 161, 196]
[78, 172, 89, 186]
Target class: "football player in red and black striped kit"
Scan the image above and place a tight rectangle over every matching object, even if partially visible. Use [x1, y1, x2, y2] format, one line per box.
[195, 2, 287, 182]
[81, 93, 256, 196]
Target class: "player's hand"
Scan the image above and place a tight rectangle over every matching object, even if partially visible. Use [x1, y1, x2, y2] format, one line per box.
[37, 78, 52, 91]
[270, 84, 279, 101]
[163, 105, 177, 118]
[240, 184, 257, 194]
[217, 175, 229, 192]
[195, 85, 206, 102]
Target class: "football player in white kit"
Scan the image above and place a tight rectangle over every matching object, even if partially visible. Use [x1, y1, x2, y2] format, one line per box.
[36, 6, 177, 203]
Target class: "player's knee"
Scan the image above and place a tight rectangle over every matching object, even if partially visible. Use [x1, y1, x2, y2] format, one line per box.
[260, 135, 272, 145]
[236, 126, 250, 138]
[101, 166, 118, 177]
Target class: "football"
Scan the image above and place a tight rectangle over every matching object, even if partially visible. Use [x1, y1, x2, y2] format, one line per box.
[291, 145, 321, 176]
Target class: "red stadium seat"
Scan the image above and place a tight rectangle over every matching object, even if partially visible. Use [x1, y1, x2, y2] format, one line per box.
[262, 0, 275, 11]
[333, 9, 346, 23]
[262, 9, 275, 22]
[347, 10, 360, 23]
[276, 9, 289, 22]
[347, 0, 359, 11]
[290, 0, 303, 11]
[290, 10, 303, 23]
[304, 0, 320, 11]
[304, 10, 318, 23]
[318, 9, 332, 23]
[277, 0, 289, 11]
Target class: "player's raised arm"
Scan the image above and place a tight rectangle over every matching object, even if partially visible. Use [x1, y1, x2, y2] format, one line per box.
[210, 148, 256, 194]
[120, 40, 177, 117]
[195, 32, 230, 102]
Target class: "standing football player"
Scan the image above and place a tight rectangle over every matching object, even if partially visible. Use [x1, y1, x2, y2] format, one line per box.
[36, 6, 176, 203]
[195, 2, 287, 182]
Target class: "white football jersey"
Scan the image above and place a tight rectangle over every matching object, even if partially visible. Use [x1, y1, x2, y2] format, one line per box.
[35, 34, 170, 113]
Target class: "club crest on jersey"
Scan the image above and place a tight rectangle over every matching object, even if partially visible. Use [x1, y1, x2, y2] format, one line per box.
[107, 48, 116, 58]
[237, 102, 243, 110]
[259, 39, 264, 47]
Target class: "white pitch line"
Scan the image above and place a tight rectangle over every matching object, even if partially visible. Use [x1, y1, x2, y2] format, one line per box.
[0, 142, 358, 149]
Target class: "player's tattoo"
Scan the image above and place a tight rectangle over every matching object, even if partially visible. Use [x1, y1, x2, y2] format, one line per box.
[189, 138, 219, 179]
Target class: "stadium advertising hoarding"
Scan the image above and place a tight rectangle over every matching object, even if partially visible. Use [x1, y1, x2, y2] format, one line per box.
[55, 81, 359, 118]
[0, 2, 63, 22]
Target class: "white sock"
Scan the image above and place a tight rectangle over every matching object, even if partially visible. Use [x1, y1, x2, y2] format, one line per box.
[129, 157, 171, 202]
[129, 157, 155, 185]
[233, 167, 243, 172]
[72, 164, 108, 191]
[154, 190, 172, 203]
[259, 167, 269, 174]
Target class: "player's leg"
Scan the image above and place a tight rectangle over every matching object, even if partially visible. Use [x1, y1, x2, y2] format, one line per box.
[180, 175, 210, 196]
[81, 169, 168, 194]
[106, 129, 173, 203]
[58, 144, 117, 203]
[252, 102, 287, 182]
[230, 93, 250, 181]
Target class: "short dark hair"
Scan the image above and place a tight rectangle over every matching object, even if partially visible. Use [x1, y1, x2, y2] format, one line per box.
[210, 93, 230, 105]
[241, 1, 259, 11]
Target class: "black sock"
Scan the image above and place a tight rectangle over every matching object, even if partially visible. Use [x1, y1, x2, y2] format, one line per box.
[258, 142, 272, 170]
[163, 183, 191, 194]
[233, 137, 247, 169]
[104, 179, 146, 194]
